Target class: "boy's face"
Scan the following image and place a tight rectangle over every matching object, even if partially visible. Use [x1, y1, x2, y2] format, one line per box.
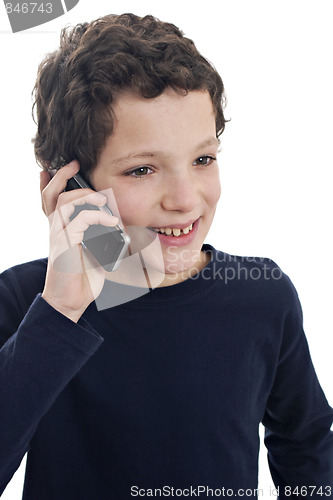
[90, 88, 221, 284]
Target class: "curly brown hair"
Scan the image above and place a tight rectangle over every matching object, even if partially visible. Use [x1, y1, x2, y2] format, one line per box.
[32, 13, 227, 178]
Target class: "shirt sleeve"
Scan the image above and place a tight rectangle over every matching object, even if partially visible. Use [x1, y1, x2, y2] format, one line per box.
[262, 278, 333, 499]
[0, 266, 104, 494]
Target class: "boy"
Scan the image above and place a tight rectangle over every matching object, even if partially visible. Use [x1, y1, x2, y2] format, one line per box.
[0, 13, 332, 499]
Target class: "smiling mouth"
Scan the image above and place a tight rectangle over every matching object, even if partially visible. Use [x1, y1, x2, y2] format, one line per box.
[148, 220, 197, 238]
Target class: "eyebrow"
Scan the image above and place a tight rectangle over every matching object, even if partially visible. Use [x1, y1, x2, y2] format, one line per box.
[110, 137, 220, 165]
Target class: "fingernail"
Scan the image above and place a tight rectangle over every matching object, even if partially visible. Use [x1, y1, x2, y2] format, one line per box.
[68, 159, 79, 168]
[95, 194, 108, 204]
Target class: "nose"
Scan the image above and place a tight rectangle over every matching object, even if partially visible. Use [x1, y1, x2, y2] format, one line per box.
[160, 170, 201, 213]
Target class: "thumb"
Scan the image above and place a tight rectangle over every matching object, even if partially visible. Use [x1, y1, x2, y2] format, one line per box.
[40, 170, 51, 215]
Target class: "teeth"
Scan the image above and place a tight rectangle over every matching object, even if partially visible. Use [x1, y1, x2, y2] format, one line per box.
[152, 223, 194, 237]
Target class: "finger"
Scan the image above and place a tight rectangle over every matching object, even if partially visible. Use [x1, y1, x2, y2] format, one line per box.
[51, 191, 109, 233]
[49, 211, 119, 274]
[41, 160, 80, 216]
[62, 211, 119, 248]
[56, 189, 107, 210]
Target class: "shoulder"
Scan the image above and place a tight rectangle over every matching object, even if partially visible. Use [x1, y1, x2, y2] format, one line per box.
[0, 258, 48, 345]
[0, 257, 48, 298]
[207, 245, 302, 317]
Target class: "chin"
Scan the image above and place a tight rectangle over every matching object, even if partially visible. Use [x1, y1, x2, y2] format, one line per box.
[162, 245, 204, 275]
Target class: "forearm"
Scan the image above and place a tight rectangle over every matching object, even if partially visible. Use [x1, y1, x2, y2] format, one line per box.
[0, 294, 103, 493]
[263, 327, 333, 498]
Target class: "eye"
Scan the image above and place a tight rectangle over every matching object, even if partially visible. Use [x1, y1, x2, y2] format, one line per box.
[124, 166, 153, 178]
[193, 155, 216, 166]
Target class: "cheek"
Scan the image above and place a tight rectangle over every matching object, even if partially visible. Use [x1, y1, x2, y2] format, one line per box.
[112, 188, 148, 225]
[206, 173, 221, 208]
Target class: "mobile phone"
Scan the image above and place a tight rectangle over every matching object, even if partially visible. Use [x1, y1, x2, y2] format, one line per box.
[49, 169, 130, 272]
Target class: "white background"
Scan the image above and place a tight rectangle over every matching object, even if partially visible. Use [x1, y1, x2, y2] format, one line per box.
[1, 0, 332, 497]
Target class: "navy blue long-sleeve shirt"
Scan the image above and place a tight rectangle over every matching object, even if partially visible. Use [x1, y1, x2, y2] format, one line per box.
[0, 245, 332, 499]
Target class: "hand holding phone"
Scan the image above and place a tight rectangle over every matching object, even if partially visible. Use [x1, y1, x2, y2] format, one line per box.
[40, 161, 124, 322]
[64, 172, 130, 272]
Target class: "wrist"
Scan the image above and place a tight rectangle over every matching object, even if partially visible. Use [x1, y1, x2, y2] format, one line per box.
[41, 293, 85, 323]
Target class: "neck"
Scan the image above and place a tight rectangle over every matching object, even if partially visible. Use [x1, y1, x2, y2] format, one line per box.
[104, 249, 210, 289]
[157, 250, 211, 287]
